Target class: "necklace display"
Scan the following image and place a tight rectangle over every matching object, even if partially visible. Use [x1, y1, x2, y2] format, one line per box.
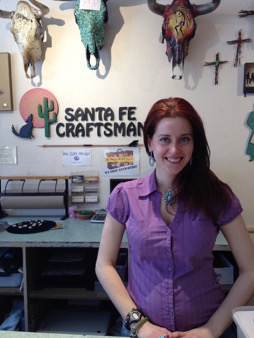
[164, 190, 175, 206]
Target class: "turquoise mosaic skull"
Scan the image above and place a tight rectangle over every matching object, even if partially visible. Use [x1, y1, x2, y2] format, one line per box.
[74, 0, 108, 70]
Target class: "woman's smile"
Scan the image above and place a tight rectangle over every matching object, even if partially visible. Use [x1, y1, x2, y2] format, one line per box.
[165, 157, 182, 163]
[148, 116, 194, 179]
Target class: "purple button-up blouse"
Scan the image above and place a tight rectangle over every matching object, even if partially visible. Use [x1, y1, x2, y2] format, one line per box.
[106, 170, 243, 332]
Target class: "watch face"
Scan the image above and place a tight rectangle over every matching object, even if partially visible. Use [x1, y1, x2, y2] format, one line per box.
[124, 309, 142, 329]
[131, 311, 141, 321]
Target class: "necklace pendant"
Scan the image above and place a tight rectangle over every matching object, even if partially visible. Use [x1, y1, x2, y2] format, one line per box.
[164, 190, 175, 205]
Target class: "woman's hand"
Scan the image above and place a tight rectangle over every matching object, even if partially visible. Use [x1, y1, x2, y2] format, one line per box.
[138, 323, 215, 338]
[170, 326, 215, 338]
[137, 321, 172, 338]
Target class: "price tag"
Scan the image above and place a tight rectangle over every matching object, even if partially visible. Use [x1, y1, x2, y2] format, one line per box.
[79, 0, 101, 11]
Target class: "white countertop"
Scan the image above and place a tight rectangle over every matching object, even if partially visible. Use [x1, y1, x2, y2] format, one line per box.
[0, 216, 128, 248]
[1, 216, 253, 251]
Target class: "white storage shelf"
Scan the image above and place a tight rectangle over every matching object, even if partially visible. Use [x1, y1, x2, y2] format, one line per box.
[71, 173, 99, 204]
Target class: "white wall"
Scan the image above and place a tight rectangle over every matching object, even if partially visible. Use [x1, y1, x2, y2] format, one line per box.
[1, 0, 254, 225]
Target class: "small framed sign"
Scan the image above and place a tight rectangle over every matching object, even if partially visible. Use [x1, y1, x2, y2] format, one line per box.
[0, 53, 13, 111]
[243, 63, 254, 97]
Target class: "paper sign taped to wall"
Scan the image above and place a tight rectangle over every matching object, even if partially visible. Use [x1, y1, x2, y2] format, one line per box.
[0, 146, 17, 165]
[103, 147, 139, 176]
[62, 150, 92, 166]
[80, 0, 101, 11]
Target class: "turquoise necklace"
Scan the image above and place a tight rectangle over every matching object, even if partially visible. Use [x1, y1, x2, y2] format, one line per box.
[164, 190, 175, 206]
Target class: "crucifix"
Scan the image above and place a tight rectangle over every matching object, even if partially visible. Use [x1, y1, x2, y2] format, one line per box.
[227, 30, 252, 67]
[204, 52, 228, 85]
[239, 10, 254, 18]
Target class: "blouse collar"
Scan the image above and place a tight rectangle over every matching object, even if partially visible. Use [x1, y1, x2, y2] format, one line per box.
[137, 170, 158, 198]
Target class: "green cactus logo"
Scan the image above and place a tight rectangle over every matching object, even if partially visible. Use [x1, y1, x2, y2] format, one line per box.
[38, 97, 57, 137]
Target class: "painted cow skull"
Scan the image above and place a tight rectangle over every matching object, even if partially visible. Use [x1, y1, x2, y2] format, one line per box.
[54, 0, 108, 70]
[74, 0, 108, 70]
[0, 0, 49, 78]
[148, 0, 221, 79]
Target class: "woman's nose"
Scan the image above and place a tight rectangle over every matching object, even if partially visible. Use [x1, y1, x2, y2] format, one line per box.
[169, 141, 178, 152]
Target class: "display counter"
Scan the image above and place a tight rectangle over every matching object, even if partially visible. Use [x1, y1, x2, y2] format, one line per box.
[0, 216, 253, 334]
[0, 216, 128, 333]
[0, 333, 84, 338]
[0, 216, 241, 250]
[0, 332, 121, 338]
[0, 217, 128, 248]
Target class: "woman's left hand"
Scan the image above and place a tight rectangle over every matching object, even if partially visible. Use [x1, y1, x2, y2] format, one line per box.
[171, 327, 215, 338]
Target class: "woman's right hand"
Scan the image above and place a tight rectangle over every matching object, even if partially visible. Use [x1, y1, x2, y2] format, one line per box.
[137, 321, 172, 338]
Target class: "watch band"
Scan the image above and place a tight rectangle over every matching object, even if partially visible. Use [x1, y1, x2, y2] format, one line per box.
[129, 316, 149, 337]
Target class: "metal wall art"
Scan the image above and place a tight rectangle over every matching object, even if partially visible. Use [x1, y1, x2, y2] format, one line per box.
[246, 110, 254, 161]
[204, 52, 227, 85]
[227, 30, 251, 67]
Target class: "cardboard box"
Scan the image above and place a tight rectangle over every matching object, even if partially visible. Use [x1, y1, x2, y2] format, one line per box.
[85, 195, 98, 203]
[71, 185, 85, 193]
[213, 253, 234, 285]
[71, 196, 85, 203]
[232, 306, 254, 338]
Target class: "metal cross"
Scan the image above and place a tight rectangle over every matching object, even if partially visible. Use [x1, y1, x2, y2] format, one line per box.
[227, 30, 252, 67]
[204, 52, 228, 85]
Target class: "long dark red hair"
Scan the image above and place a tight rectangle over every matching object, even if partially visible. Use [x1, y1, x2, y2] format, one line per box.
[143, 97, 231, 219]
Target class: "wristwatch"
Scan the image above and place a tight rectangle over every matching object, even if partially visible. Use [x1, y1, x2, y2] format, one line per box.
[124, 308, 143, 330]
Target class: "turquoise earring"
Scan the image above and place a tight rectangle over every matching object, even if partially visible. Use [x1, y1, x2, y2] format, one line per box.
[149, 152, 155, 167]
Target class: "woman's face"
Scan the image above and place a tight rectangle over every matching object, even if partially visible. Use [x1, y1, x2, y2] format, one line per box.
[148, 117, 194, 179]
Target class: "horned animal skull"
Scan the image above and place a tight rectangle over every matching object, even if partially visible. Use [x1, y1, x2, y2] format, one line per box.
[148, 0, 221, 79]
[0, 0, 49, 78]
[74, 0, 108, 70]
[54, 0, 108, 70]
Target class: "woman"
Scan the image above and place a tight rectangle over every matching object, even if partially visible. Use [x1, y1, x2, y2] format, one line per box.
[95, 97, 254, 338]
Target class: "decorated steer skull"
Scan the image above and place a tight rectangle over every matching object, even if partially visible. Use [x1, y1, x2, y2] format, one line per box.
[54, 0, 108, 70]
[0, 0, 49, 78]
[148, 0, 221, 79]
[74, 0, 108, 70]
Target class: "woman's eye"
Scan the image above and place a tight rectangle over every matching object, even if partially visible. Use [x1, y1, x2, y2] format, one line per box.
[160, 137, 170, 143]
[181, 136, 191, 143]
